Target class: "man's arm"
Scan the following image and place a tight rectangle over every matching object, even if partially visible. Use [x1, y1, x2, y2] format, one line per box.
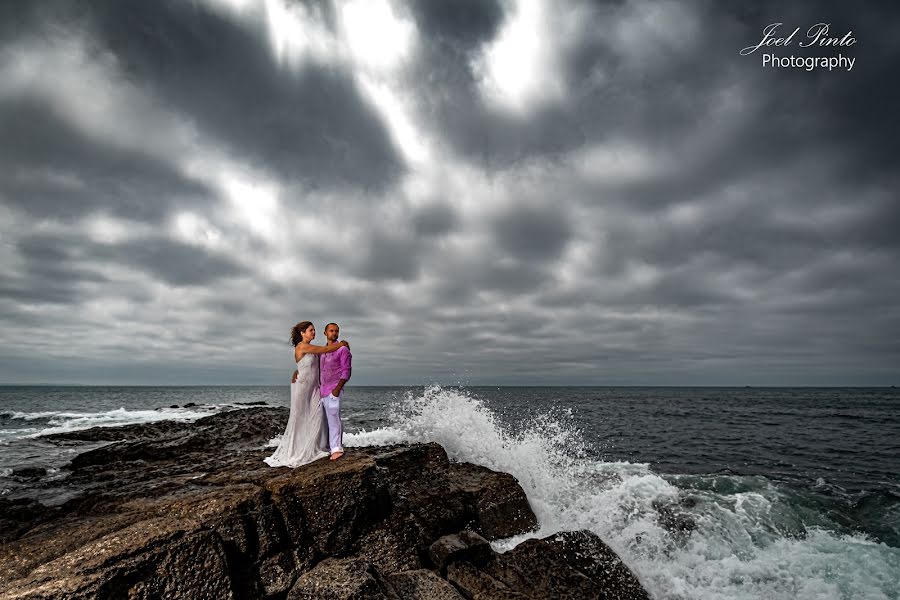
[332, 348, 352, 396]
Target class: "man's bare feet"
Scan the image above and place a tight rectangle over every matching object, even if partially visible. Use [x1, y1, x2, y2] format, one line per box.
[330, 451, 344, 461]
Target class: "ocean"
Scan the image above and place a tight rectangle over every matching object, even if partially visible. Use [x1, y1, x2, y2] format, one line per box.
[1, 385, 898, 599]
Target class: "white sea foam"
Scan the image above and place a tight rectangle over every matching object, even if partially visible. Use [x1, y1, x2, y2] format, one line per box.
[3, 405, 236, 439]
[345, 386, 900, 600]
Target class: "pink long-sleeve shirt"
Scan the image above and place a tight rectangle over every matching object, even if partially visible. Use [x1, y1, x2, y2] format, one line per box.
[319, 346, 352, 397]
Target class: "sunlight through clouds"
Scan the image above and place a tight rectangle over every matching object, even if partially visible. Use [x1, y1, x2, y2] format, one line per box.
[339, 0, 415, 72]
[337, 0, 429, 166]
[263, 0, 340, 68]
[173, 213, 223, 249]
[220, 174, 280, 240]
[473, 0, 572, 114]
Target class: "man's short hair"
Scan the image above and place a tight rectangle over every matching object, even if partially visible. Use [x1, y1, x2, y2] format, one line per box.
[325, 322, 339, 330]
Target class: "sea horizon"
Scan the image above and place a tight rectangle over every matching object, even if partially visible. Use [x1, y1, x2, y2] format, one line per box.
[1, 383, 897, 388]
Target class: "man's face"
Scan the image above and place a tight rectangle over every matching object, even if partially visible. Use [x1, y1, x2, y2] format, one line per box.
[325, 324, 339, 342]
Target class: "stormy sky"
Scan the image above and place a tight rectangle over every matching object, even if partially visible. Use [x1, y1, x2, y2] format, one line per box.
[0, 0, 897, 386]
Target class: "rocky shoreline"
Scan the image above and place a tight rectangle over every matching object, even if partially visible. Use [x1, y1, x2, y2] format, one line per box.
[0, 407, 650, 599]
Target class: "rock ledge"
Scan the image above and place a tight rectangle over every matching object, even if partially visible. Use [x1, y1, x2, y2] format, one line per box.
[0, 408, 649, 599]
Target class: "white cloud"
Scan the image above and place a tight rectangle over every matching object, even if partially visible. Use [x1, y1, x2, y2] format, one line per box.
[573, 140, 665, 185]
[0, 31, 199, 162]
[339, 0, 415, 72]
[472, 0, 585, 114]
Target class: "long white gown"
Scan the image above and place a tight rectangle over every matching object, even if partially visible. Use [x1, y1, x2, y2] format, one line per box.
[264, 353, 330, 467]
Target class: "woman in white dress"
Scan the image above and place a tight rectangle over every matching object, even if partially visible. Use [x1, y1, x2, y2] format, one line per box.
[264, 321, 349, 468]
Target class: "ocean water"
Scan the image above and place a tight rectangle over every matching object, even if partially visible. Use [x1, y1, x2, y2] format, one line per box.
[1, 385, 899, 599]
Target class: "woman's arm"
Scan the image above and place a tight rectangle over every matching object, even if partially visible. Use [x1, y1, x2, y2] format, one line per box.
[296, 340, 349, 356]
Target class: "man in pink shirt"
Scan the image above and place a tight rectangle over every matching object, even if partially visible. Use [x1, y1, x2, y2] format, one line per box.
[318, 322, 352, 460]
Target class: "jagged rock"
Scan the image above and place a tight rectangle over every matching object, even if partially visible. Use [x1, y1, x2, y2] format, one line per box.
[352, 511, 426, 574]
[386, 569, 466, 600]
[0, 498, 56, 544]
[481, 530, 651, 600]
[11, 468, 47, 479]
[429, 530, 495, 573]
[5, 522, 239, 599]
[371, 446, 537, 542]
[0, 408, 650, 600]
[44, 407, 288, 444]
[446, 561, 527, 599]
[287, 558, 396, 600]
[451, 464, 538, 539]
[0, 409, 542, 598]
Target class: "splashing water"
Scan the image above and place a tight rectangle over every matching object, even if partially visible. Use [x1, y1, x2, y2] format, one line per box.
[345, 386, 900, 600]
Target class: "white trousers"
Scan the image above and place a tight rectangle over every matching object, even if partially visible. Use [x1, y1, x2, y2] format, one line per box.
[323, 392, 343, 452]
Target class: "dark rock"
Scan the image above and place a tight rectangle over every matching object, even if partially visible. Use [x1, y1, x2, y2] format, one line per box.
[169, 404, 179, 409]
[5, 519, 239, 599]
[287, 558, 397, 600]
[446, 561, 526, 599]
[386, 569, 465, 600]
[43, 407, 287, 444]
[237, 401, 268, 406]
[11, 467, 47, 479]
[352, 511, 426, 574]
[258, 551, 297, 597]
[451, 463, 538, 539]
[0, 498, 56, 544]
[183, 402, 197, 408]
[372, 446, 538, 542]
[429, 530, 495, 573]
[483, 530, 651, 600]
[0, 408, 648, 600]
[113, 529, 238, 600]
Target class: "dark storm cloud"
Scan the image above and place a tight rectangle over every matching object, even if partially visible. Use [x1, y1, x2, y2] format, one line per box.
[470, 261, 549, 294]
[405, 0, 505, 49]
[411, 202, 459, 237]
[13, 231, 248, 298]
[87, 0, 403, 193]
[2, 0, 404, 194]
[407, 0, 900, 211]
[841, 193, 900, 250]
[431, 253, 554, 297]
[0, 258, 107, 305]
[598, 206, 823, 273]
[355, 232, 421, 281]
[492, 205, 572, 262]
[404, 41, 582, 168]
[91, 237, 249, 287]
[0, 97, 213, 222]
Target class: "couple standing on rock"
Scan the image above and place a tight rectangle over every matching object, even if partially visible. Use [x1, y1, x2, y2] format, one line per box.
[264, 321, 352, 467]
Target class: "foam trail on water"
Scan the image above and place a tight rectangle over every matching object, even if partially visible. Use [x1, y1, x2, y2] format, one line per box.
[1, 406, 238, 440]
[345, 386, 900, 600]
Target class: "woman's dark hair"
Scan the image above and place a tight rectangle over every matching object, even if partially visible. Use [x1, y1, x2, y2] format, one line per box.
[290, 321, 313, 346]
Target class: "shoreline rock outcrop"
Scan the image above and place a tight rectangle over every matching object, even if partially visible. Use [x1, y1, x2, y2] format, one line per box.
[0, 408, 650, 599]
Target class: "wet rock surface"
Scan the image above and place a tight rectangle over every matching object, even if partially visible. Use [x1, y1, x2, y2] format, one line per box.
[0, 408, 649, 599]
